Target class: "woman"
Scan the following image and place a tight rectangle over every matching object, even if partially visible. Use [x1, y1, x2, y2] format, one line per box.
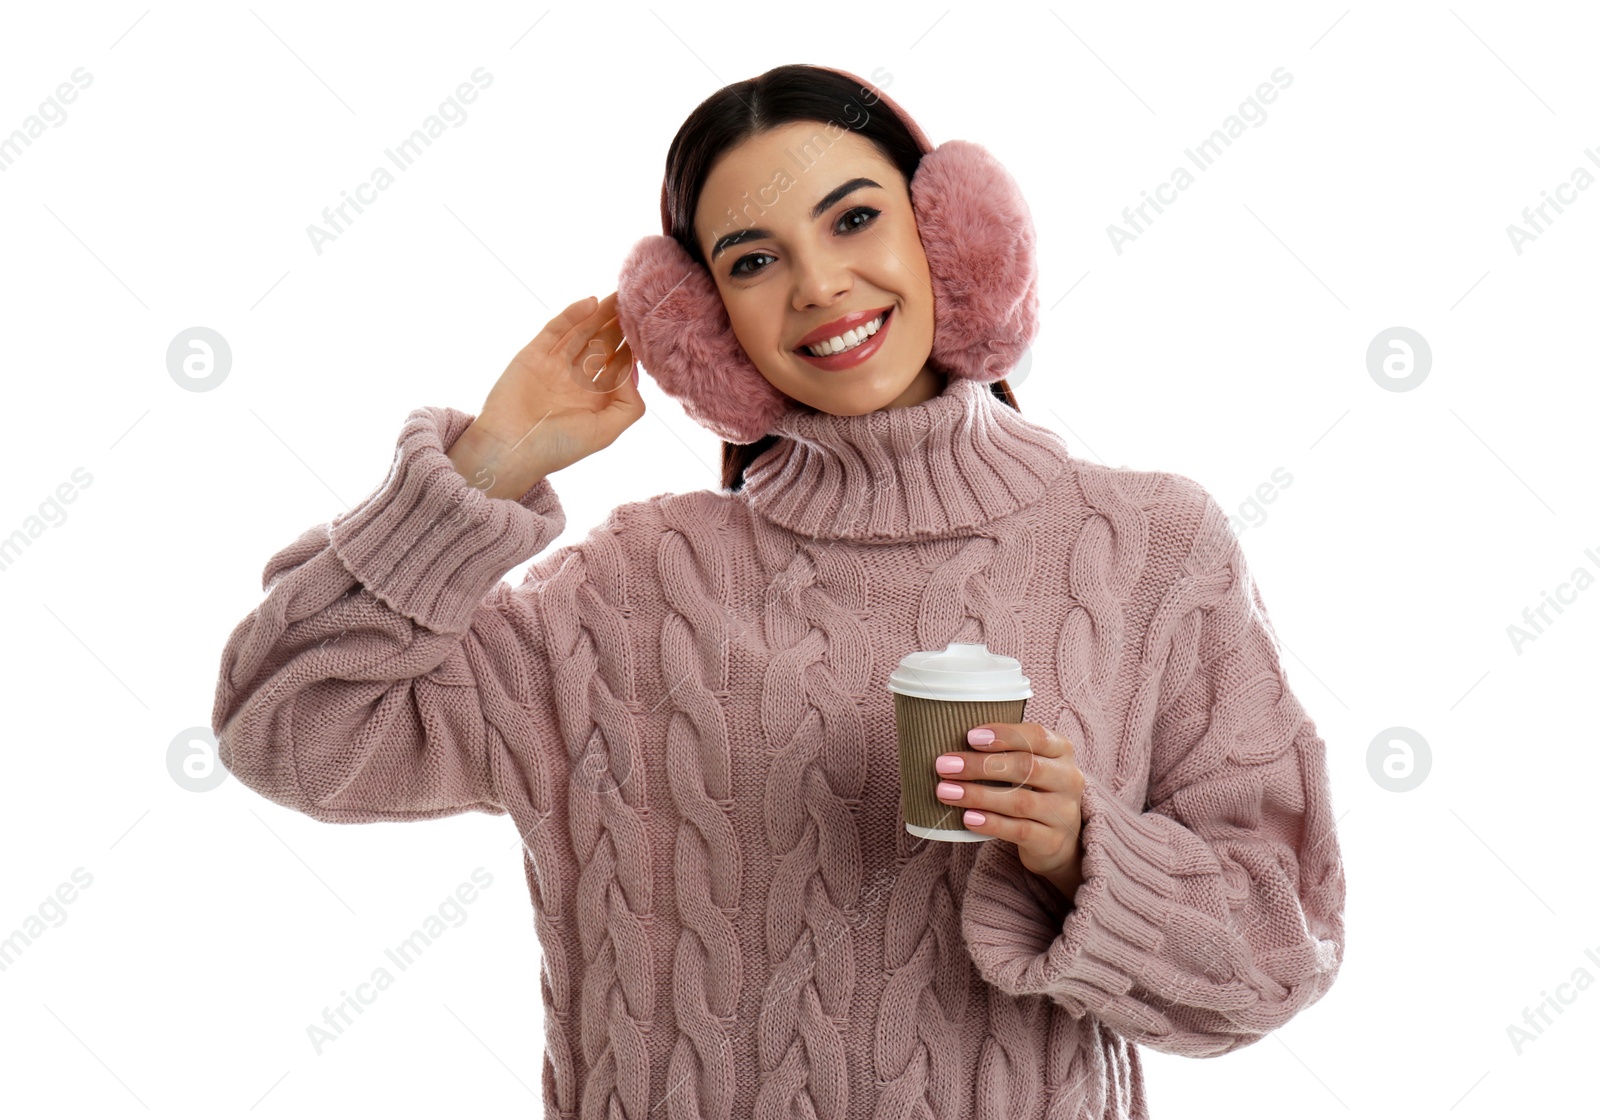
[213, 64, 1345, 1119]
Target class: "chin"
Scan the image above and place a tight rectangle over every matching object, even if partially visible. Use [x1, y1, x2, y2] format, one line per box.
[801, 379, 909, 417]
[763, 336, 928, 415]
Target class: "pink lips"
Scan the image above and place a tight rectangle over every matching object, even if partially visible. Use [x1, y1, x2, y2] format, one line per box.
[793, 304, 895, 351]
[794, 306, 893, 371]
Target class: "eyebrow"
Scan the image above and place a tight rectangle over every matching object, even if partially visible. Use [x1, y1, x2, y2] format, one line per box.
[708, 177, 883, 262]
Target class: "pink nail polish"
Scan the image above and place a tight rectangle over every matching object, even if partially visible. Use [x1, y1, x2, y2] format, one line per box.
[935, 755, 963, 774]
[967, 728, 995, 746]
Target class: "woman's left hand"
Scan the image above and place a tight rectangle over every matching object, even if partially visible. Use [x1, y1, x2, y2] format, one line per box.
[934, 721, 1086, 894]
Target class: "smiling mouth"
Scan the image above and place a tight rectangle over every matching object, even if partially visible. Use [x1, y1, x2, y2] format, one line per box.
[793, 307, 893, 357]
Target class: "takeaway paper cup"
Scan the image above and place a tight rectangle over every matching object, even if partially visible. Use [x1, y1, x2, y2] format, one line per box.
[887, 642, 1031, 842]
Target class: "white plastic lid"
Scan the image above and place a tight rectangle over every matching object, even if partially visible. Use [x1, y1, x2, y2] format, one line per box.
[885, 641, 1032, 702]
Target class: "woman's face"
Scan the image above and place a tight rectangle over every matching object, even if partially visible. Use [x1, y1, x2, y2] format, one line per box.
[694, 120, 945, 417]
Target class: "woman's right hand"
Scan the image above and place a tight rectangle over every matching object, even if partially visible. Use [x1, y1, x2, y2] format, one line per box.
[449, 292, 643, 500]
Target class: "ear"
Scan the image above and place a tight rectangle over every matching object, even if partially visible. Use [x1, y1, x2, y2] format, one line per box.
[615, 235, 794, 445]
[911, 140, 1040, 382]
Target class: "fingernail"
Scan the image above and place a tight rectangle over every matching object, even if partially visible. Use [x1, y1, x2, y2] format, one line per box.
[936, 782, 963, 800]
[967, 728, 995, 746]
[935, 755, 963, 774]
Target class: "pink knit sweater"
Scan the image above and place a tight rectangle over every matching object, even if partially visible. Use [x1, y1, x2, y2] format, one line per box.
[213, 374, 1346, 1120]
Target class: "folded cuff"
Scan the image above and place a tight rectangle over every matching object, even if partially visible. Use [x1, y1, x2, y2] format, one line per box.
[961, 769, 1201, 1020]
[327, 405, 566, 634]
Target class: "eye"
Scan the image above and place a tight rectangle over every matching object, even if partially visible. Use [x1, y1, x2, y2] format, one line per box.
[837, 205, 880, 233]
[729, 250, 775, 279]
[727, 207, 883, 279]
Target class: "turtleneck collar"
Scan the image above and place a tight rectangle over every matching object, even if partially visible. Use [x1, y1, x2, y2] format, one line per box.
[737, 375, 1073, 543]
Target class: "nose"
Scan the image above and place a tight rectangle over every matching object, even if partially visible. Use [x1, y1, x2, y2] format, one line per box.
[789, 242, 854, 311]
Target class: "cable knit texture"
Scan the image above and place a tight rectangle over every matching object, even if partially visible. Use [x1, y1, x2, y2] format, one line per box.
[212, 374, 1346, 1120]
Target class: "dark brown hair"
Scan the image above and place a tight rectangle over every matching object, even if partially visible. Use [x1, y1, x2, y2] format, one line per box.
[659, 63, 1021, 493]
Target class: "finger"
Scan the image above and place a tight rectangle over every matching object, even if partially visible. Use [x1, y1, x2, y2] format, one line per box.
[590, 338, 639, 397]
[936, 772, 1052, 821]
[507, 295, 604, 370]
[966, 723, 1052, 791]
[947, 723, 1071, 794]
[616, 342, 642, 400]
[538, 295, 603, 346]
[944, 802, 1059, 850]
[970, 721, 1065, 759]
[576, 317, 626, 383]
[935, 750, 1050, 793]
[936, 775, 1082, 848]
[557, 292, 621, 363]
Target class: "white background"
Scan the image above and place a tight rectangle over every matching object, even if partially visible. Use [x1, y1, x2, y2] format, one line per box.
[1, 2, 1596, 1117]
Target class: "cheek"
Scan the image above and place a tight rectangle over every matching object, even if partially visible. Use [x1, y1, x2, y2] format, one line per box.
[880, 220, 932, 287]
[721, 288, 786, 358]
[889, 238, 932, 310]
[903, 232, 933, 284]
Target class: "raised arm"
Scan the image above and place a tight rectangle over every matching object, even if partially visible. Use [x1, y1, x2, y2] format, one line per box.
[211, 404, 574, 822]
[211, 292, 644, 824]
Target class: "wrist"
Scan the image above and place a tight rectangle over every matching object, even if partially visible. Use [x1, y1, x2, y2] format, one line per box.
[1043, 862, 1084, 903]
[448, 421, 544, 501]
[1041, 834, 1086, 903]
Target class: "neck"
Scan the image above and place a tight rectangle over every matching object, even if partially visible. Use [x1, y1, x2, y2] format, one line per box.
[788, 362, 948, 420]
[885, 362, 947, 410]
[738, 374, 1072, 543]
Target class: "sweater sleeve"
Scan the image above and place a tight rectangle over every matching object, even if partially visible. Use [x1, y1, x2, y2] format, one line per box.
[958, 485, 1347, 1057]
[211, 404, 575, 824]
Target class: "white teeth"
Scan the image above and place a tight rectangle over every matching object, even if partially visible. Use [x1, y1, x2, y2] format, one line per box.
[804, 312, 886, 357]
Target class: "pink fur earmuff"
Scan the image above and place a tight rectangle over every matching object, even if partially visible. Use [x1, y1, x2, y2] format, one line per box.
[616, 74, 1039, 446]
